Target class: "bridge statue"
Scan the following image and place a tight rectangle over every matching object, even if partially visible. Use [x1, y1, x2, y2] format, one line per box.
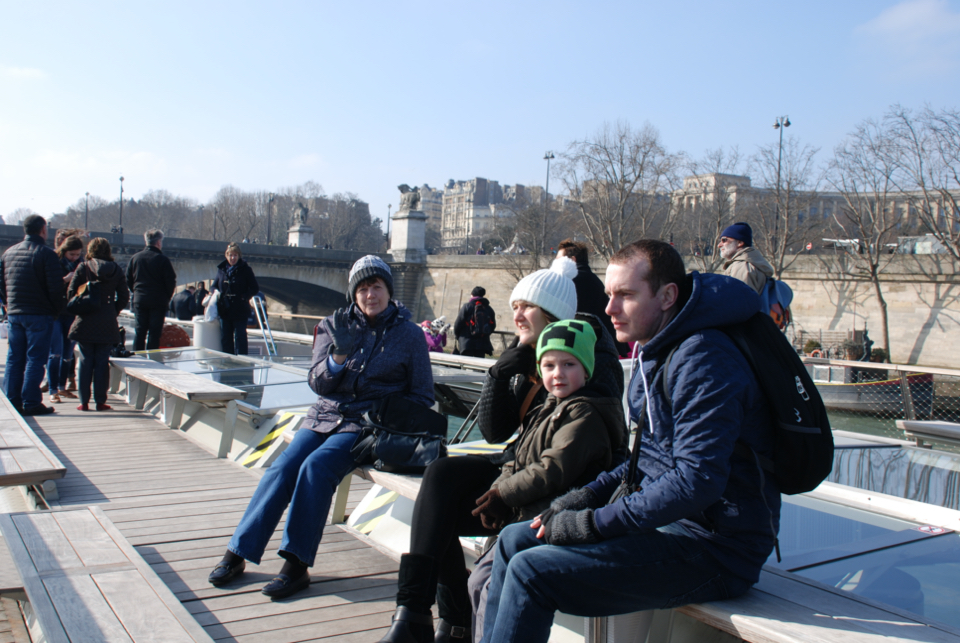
[292, 202, 310, 227]
[288, 201, 314, 248]
[390, 184, 427, 264]
[397, 185, 421, 212]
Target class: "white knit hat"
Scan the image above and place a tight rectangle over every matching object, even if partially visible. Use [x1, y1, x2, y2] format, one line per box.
[509, 257, 578, 321]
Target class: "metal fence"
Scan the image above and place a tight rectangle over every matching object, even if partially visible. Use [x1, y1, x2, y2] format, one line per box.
[802, 357, 960, 426]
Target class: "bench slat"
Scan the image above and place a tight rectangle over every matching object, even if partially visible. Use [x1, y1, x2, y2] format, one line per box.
[0, 507, 214, 642]
[44, 575, 134, 643]
[95, 570, 201, 643]
[0, 391, 67, 486]
[124, 368, 246, 402]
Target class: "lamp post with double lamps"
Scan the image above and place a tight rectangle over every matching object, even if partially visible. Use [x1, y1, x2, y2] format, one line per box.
[772, 116, 791, 239]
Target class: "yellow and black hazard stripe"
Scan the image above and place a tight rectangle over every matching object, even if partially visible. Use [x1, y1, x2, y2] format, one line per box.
[350, 487, 400, 534]
[242, 413, 300, 468]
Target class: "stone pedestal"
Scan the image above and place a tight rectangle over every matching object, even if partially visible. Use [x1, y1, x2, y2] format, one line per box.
[288, 224, 314, 248]
[389, 209, 427, 263]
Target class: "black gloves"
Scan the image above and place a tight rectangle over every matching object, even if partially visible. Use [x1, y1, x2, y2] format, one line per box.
[538, 487, 601, 529]
[489, 344, 536, 381]
[472, 487, 513, 530]
[329, 308, 359, 356]
[542, 509, 601, 546]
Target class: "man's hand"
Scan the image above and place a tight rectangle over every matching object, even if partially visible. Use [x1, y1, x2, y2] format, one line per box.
[472, 487, 512, 530]
[329, 309, 358, 358]
[488, 344, 536, 381]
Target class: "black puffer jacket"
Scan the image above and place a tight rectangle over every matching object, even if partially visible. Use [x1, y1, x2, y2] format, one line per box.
[0, 235, 66, 316]
[477, 312, 627, 460]
[68, 260, 130, 344]
[212, 258, 259, 320]
[454, 297, 496, 355]
[125, 245, 176, 306]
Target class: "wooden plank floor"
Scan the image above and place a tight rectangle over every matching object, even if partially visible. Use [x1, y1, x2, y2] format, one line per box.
[21, 395, 397, 642]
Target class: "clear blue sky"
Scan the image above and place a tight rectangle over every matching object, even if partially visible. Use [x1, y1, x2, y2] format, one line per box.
[2, 0, 960, 228]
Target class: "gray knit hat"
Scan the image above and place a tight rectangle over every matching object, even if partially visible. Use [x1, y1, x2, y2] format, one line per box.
[509, 257, 578, 321]
[347, 255, 394, 301]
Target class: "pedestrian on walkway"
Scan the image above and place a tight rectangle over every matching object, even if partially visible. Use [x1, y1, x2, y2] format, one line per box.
[126, 230, 176, 351]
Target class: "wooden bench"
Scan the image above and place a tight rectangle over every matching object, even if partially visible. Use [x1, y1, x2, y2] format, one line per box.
[673, 565, 960, 643]
[0, 506, 213, 642]
[896, 419, 960, 448]
[109, 357, 246, 457]
[0, 392, 66, 488]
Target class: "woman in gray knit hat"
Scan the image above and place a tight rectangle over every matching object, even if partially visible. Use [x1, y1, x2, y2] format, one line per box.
[208, 255, 434, 599]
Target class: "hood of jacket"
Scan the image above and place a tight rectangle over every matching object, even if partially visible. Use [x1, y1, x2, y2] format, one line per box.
[470, 296, 490, 306]
[85, 259, 121, 281]
[641, 272, 761, 358]
[723, 246, 774, 277]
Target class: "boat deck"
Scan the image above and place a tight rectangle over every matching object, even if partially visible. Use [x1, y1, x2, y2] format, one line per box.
[17, 395, 397, 642]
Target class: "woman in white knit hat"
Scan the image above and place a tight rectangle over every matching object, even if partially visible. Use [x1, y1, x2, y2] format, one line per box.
[380, 257, 627, 643]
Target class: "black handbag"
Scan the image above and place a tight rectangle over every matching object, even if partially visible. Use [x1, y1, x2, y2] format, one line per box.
[66, 263, 101, 316]
[351, 395, 448, 474]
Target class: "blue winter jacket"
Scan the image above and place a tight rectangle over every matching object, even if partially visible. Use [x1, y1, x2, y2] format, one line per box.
[587, 272, 781, 584]
[304, 301, 434, 434]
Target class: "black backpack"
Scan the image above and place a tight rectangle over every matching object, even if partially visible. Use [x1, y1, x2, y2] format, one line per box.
[469, 300, 494, 338]
[662, 312, 834, 495]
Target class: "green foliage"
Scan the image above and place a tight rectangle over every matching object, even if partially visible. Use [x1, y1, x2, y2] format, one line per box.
[803, 339, 822, 353]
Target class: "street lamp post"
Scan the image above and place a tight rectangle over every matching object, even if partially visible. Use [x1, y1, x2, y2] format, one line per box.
[84, 192, 89, 230]
[543, 151, 555, 254]
[386, 204, 392, 248]
[773, 116, 791, 240]
[118, 176, 125, 234]
[198, 205, 204, 238]
[214, 207, 219, 241]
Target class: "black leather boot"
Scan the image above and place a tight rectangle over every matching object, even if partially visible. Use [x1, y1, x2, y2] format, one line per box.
[435, 583, 471, 642]
[379, 554, 438, 643]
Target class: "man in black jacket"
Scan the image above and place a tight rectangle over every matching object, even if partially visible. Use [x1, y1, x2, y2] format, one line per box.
[169, 285, 197, 321]
[125, 229, 177, 351]
[0, 215, 66, 415]
[558, 239, 630, 358]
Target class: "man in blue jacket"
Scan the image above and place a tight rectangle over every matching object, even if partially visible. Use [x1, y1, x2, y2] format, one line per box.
[479, 239, 781, 643]
[0, 215, 66, 415]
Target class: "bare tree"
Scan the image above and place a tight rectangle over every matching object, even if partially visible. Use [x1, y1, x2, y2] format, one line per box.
[676, 147, 746, 273]
[5, 207, 39, 226]
[492, 193, 574, 280]
[747, 137, 824, 277]
[828, 118, 905, 354]
[556, 121, 682, 260]
[884, 105, 960, 259]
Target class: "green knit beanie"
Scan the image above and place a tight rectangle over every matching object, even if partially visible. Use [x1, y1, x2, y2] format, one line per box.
[536, 320, 597, 380]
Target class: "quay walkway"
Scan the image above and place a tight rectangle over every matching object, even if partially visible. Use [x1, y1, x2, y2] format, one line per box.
[0, 384, 399, 641]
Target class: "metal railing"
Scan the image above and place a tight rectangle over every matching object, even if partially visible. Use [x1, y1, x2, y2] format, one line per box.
[801, 356, 960, 425]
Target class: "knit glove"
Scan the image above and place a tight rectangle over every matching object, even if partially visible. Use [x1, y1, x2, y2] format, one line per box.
[542, 509, 601, 546]
[329, 309, 359, 356]
[538, 487, 601, 531]
[488, 344, 536, 381]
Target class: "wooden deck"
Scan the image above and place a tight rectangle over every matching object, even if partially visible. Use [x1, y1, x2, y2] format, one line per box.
[19, 396, 398, 642]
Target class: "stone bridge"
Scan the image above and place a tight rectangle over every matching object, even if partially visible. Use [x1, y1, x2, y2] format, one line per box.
[0, 225, 422, 318]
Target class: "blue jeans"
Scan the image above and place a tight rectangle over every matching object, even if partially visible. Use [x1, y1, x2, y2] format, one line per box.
[228, 429, 357, 567]
[46, 318, 63, 394]
[481, 521, 751, 643]
[4, 314, 55, 409]
[78, 342, 112, 405]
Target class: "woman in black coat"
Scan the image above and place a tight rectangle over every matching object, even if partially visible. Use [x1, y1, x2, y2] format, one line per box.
[67, 238, 130, 411]
[212, 243, 260, 355]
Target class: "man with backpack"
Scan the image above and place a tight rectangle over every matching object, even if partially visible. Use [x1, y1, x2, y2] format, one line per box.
[454, 286, 496, 358]
[478, 239, 786, 643]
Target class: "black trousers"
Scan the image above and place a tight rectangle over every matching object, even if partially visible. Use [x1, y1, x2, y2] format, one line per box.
[133, 304, 166, 351]
[409, 455, 501, 589]
[78, 342, 111, 405]
[220, 313, 248, 355]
